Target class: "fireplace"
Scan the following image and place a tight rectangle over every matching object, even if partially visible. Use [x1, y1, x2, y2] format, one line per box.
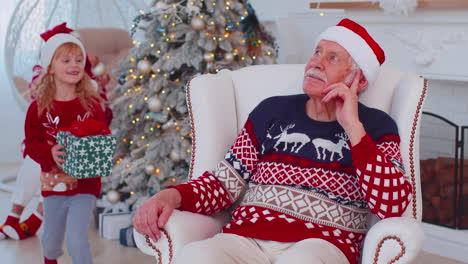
[420, 111, 468, 229]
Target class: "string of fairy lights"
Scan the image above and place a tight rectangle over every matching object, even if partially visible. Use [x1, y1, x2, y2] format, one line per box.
[111, 0, 276, 190]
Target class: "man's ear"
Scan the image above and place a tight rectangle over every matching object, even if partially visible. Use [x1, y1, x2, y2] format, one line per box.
[357, 71, 368, 93]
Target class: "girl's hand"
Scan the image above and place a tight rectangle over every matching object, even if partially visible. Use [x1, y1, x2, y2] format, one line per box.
[51, 144, 66, 168]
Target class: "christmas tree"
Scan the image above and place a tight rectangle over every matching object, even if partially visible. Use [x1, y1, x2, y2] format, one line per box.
[104, 0, 277, 202]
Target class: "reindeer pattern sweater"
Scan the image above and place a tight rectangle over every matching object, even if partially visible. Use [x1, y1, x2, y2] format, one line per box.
[171, 94, 412, 264]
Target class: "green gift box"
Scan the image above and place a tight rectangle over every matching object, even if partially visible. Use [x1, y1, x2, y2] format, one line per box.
[57, 131, 116, 179]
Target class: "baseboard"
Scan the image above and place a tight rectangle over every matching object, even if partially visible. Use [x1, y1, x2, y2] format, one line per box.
[422, 222, 468, 263]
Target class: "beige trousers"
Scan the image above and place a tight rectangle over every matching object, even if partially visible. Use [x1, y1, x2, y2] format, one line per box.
[173, 233, 349, 264]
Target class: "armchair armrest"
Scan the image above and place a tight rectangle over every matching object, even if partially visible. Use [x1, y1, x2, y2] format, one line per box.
[361, 217, 424, 264]
[134, 209, 229, 263]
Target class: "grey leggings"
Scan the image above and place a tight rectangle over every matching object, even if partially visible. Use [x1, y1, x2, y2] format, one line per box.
[42, 194, 96, 264]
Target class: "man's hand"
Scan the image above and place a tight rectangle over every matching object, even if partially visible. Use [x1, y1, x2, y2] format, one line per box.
[132, 188, 182, 241]
[321, 71, 365, 145]
[51, 144, 66, 168]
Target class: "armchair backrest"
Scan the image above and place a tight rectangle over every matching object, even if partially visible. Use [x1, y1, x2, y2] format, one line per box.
[186, 64, 426, 220]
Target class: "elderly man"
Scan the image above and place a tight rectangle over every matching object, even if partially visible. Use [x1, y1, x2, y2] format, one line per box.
[133, 18, 412, 264]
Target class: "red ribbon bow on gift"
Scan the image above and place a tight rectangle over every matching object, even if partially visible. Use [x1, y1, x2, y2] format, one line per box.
[64, 119, 111, 137]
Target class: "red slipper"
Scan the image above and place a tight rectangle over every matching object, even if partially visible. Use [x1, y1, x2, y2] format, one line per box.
[3, 213, 42, 240]
[0, 215, 20, 239]
[44, 257, 58, 264]
[0, 226, 7, 239]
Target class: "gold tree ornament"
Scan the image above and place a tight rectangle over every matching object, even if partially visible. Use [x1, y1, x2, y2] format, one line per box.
[203, 52, 215, 62]
[224, 52, 234, 62]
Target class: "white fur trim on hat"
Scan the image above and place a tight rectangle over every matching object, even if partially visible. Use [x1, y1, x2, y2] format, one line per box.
[316, 26, 381, 86]
[40, 33, 86, 68]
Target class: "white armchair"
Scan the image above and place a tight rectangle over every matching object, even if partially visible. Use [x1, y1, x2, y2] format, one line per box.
[134, 64, 427, 264]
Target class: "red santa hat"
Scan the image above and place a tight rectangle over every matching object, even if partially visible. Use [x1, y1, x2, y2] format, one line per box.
[39, 23, 86, 69]
[316, 18, 385, 86]
[29, 23, 97, 98]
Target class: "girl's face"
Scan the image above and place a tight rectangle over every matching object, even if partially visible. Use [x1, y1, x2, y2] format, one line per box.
[49, 44, 85, 87]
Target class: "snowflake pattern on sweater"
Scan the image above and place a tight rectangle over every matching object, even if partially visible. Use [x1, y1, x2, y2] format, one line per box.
[171, 94, 412, 264]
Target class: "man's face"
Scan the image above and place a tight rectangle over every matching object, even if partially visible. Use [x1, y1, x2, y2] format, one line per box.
[302, 40, 356, 98]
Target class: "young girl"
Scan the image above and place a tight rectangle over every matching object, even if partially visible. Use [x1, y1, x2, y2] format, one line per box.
[23, 23, 107, 264]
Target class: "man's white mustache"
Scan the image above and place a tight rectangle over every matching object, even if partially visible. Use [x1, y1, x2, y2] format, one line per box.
[305, 68, 327, 83]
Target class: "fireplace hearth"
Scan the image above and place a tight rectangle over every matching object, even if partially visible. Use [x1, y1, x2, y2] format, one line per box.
[420, 111, 468, 229]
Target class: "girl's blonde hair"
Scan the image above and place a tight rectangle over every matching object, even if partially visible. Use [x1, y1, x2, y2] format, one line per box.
[33, 42, 101, 116]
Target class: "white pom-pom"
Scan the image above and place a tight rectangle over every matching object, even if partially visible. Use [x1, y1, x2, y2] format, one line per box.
[92, 62, 106, 76]
[378, 0, 418, 16]
[90, 80, 99, 91]
[70, 31, 81, 38]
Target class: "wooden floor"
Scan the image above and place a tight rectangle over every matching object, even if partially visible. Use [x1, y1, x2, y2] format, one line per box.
[0, 178, 466, 264]
[0, 189, 155, 264]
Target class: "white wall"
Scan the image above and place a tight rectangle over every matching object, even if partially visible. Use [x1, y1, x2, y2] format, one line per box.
[249, 0, 311, 20]
[0, 0, 23, 165]
[250, 0, 367, 20]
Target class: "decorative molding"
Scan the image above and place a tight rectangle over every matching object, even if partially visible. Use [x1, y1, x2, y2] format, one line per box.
[275, 10, 468, 81]
[311, 1, 380, 9]
[386, 28, 468, 66]
[310, 0, 468, 9]
[186, 77, 196, 180]
[409, 79, 427, 220]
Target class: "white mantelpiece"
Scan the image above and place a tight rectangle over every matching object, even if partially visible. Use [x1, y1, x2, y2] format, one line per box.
[422, 222, 468, 262]
[273, 9, 468, 83]
[349, 10, 468, 82]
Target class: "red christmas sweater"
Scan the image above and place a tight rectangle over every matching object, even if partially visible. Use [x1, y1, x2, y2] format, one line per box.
[24, 97, 106, 198]
[171, 94, 412, 264]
